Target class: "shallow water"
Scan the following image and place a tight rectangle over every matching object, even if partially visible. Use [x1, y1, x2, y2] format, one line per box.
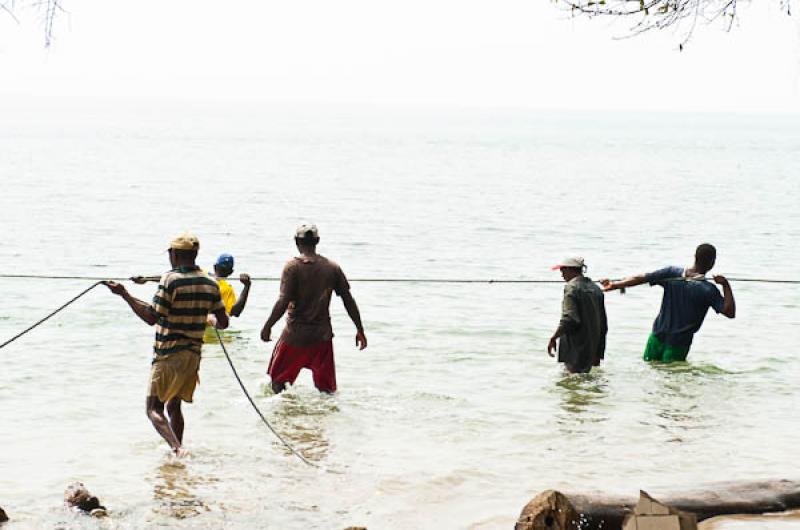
[0, 101, 798, 528]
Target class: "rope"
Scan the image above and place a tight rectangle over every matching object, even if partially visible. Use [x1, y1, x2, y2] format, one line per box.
[0, 280, 323, 470]
[0, 274, 133, 281]
[0, 274, 796, 284]
[213, 328, 321, 469]
[0, 281, 103, 349]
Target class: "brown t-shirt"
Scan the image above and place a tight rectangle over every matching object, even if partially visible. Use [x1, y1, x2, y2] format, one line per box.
[278, 254, 351, 346]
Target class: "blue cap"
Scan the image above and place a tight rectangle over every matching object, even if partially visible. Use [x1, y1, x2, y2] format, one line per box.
[215, 253, 234, 269]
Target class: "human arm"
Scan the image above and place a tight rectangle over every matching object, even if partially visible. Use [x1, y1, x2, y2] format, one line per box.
[103, 281, 158, 326]
[341, 291, 367, 350]
[261, 263, 296, 342]
[229, 273, 251, 318]
[713, 275, 736, 318]
[130, 276, 159, 284]
[602, 266, 683, 292]
[212, 307, 230, 329]
[548, 286, 579, 356]
[333, 265, 366, 350]
[600, 274, 648, 292]
[260, 298, 290, 342]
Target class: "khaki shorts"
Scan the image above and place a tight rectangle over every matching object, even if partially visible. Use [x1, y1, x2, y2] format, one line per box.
[148, 350, 201, 403]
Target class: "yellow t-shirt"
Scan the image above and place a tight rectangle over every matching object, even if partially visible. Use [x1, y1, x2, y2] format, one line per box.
[217, 278, 237, 314]
[203, 274, 238, 344]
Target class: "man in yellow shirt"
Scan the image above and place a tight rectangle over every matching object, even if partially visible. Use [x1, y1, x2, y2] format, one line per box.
[210, 253, 251, 317]
[132, 253, 250, 320]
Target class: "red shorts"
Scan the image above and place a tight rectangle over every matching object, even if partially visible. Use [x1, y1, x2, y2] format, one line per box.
[267, 339, 337, 393]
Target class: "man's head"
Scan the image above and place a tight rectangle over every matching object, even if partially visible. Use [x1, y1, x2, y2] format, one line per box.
[552, 256, 586, 282]
[168, 232, 199, 267]
[294, 223, 320, 251]
[214, 253, 234, 277]
[694, 243, 717, 274]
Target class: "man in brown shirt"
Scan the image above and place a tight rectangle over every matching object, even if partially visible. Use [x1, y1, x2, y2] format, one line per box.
[261, 224, 367, 393]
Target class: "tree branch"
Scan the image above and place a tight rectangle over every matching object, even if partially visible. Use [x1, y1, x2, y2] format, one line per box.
[559, 0, 756, 46]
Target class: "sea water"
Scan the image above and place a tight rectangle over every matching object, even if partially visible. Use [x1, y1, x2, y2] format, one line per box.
[0, 100, 798, 528]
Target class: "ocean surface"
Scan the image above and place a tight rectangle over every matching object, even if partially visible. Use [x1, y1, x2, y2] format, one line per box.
[0, 100, 798, 529]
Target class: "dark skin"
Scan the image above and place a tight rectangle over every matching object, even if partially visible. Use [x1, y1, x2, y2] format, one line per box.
[261, 238, 367, 394]
[104, 248, 229, 455]
[131, 266, 251, 318]
[599, 251, 736, 318]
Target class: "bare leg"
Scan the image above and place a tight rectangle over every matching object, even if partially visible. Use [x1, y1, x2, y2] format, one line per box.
[166, 398, 184, 444]
[271, 381, 287, 394]
[146, 396, 182, 454]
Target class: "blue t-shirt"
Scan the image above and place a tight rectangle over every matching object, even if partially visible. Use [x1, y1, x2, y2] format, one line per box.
[645, 266, 725, 348]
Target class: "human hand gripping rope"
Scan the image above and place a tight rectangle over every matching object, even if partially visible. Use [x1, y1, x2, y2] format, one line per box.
[0, 273, 793, 350]
[0, 277, 334, 471]
[1, 273, 795, 468]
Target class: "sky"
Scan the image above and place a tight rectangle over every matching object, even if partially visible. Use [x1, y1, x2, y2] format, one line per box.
[0, 0, 799, 112]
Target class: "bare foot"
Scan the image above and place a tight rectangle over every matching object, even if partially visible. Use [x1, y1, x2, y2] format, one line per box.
[173, 446, 188, 458]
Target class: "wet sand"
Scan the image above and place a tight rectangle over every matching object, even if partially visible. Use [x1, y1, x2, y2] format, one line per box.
[700, 510, 800, 529]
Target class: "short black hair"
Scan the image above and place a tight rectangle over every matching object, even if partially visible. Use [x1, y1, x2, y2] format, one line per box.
[172, 248, 198, 261]
[215, 263, 233, 277]
[295, 233, 320, 245]
[695, 243, 716, 268]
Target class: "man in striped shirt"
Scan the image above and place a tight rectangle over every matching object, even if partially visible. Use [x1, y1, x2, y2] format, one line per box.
[104, 232, 228, 455]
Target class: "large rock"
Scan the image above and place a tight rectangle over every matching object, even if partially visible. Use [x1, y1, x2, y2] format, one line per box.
[516, 490, 579, 530]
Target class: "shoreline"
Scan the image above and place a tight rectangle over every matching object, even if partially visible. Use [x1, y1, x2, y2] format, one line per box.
[699, 510, 800, 528]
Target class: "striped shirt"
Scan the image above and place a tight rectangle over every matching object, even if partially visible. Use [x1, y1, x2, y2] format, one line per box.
[150, 266, 224, 358]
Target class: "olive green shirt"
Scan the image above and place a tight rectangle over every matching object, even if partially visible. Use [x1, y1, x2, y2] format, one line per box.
[556, 276, 608, 372]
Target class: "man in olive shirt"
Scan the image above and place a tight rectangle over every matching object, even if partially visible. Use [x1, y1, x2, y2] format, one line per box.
[547, 257, 608, 373]
[261, 224, 367, 393]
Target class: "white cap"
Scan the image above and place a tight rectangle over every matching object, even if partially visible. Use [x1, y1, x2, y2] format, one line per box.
[551, 257, 586, 271]
[295, 223, 319, 240]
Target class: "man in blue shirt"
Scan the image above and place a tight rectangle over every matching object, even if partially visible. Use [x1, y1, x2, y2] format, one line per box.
[601, 243, 736, 362]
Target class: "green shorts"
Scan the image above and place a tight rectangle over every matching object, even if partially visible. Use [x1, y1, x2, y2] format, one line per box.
[643, 333, 690, 363]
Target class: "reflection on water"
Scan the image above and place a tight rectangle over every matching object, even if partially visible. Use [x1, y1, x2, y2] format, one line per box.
[151, 460, 216, 519]
[640, 362, 724, 443]
[649, 361, 733, 377]
[3, 107, 799, 529]
[555, 371, 610, 430]
[254, 388, 340, 463]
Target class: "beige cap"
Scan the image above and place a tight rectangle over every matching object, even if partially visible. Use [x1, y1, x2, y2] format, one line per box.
[551, 256, 586, 270]
[169, 232, 200, 250]
[295, 223, 319, 240]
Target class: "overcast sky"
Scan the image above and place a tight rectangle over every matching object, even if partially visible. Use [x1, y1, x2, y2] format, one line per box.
[0, 0, 798, 112]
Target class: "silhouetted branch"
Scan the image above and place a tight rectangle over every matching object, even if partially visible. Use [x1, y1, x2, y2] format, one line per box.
[560, 0, 792, 47]
[1, 0, 65, 47]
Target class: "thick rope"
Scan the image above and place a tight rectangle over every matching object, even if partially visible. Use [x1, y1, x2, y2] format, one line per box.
[213, 328, 321, 469]
[0, 281, 102, 349]
[0, 274, 796, 284]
